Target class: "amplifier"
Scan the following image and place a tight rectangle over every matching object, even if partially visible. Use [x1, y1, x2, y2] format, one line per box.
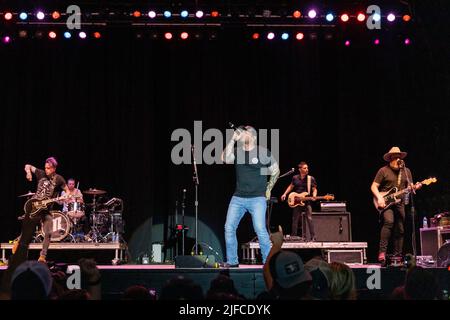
[420, 227, 450, 260]
[303, 212, 352, 242]
[320, 201, 347, 212]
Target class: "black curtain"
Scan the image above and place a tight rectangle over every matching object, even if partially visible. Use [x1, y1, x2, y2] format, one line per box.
[1, 1, 449, 262]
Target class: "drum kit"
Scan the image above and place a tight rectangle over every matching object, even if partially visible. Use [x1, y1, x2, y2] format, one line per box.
[18, 188, 124, 243]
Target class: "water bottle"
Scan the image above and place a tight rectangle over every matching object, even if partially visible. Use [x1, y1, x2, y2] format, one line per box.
[423, 217, 428, 228]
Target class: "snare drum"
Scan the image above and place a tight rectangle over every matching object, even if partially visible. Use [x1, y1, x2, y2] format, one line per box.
[40, 211, 72, 241]
[67, 201, 85, 219]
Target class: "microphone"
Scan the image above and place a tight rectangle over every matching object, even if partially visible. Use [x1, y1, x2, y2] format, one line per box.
[228, 122, 245, 132]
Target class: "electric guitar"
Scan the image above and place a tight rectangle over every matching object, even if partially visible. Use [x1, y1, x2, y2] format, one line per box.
[23, 194, 81, 218]
[287, 192, 334, 208]
[373, 177, 437, 213]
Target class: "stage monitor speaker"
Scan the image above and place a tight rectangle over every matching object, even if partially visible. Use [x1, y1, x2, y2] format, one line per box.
[302, 212, 352, 242]
[175, 255, 216, 268]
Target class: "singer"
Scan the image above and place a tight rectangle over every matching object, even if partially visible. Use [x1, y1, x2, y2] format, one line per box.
[221, 125, 280, 267]
[281, 162, 318, 240]
[370, 146, 421, 264]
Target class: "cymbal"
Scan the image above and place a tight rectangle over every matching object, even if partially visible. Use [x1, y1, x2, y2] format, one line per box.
[83, 188, 106, 195]
[18, 191, 35, 198]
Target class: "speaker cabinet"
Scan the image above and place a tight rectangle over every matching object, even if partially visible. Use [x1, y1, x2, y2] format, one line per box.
[420, 227, 450, 260]
[302, 212, 352, 242]
[175, 255, 216, 268]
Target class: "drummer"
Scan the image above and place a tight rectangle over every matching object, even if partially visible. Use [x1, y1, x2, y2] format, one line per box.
[61, 178, 84, 212]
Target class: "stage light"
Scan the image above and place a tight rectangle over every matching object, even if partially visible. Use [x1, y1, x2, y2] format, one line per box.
[163, 11, 171, 18]
[404, 38, 411, 45]
[373, 13, 381, 22]
[180, 10, 188, 18]
[93, 32, 101, 39]
[164, 32, 173, 40]
[387, 13, 395, 22]
[79, 31, 87, 39]
[374, 39, 380, 45]
[36, 11, 45, 20]
[267, 32, 275, 40]
[341, 14, 349, 22]
[344, 40, 351, 46]
[281, 33, 289, 40]
[211, 11, 219, 18]
[4, 12, 13, 20]
[52, 11, 61, 19]
[19, 12, 28, 20]
[308, 10, 317, 19]
[18, 30, 28, 38]
[357, 13, 365, 22]
[252, 32, 259, 40]
[49, 31, 57, 39]
[148, 11, 156, 19]
[35, 31, 43, 39]
[2, 36, 11, 44]
[195, 10, 204, 18]
[309, 33, 318, 40]
[326, 13, 334, 22]
[180, 32, 189, 40]
[403, 14, 411, 22]
[64, 31, 71, 39]
[293, 10, 301, 19]
[133, 11, 141, 18]
[296, 32, 304, 40]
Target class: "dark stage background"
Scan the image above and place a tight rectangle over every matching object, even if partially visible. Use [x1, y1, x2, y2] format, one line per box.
[1, 1, 449, 262]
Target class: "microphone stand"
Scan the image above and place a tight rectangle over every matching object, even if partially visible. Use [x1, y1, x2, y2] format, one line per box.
[181, 189, 186, 256]
[279, 168, 295, 179]
[191, 145, 200, 255]
[401, 162, 417, 259]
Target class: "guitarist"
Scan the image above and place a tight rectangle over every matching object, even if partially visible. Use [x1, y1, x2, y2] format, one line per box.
[14, 157, 69, 263]
[371, 147, 422, 264]
[281, 162, 317, 241]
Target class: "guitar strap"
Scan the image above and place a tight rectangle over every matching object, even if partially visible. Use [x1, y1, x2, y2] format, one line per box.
[397, 170, 402, 188]
[307, 175, 311, 195]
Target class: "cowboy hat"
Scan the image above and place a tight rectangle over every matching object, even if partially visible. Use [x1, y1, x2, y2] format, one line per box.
[383, 146, 407, 162]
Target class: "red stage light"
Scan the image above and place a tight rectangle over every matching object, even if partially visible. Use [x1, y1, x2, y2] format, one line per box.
[180, 32, 189, 40]
[4, 12, 13, 20]
[93, 32, 101, 39]
[403, 15, 411, 22]
[357, 13, 365, 22]
[296, 32, 304, 40]
[252, 33, 259, 40]
[293, 10, 301, 19]
[52, 11, 61, 19]
[341, 14, 349, 22]
[133, 11, 141, 18]
[164, 32, 173, 40]
[211, 11, 219, 18]
[49, 31, 57, 39]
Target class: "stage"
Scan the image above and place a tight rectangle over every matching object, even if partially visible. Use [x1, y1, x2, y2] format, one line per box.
[1, 263, 448, 299]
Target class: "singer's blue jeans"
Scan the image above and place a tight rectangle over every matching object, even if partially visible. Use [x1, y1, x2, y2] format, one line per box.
[224, 196, 270, 265]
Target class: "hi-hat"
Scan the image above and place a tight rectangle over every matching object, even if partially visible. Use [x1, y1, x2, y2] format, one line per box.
[83, 188, 106, 195]
[18, 191, 35, 198]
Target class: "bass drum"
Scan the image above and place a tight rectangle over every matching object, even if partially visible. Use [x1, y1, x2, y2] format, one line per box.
[40, 211, 72, 241]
